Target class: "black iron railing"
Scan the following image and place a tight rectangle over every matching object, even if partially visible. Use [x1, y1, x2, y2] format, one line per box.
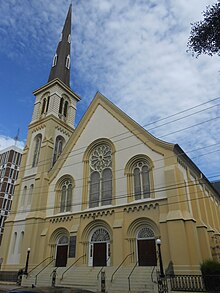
[128, 260, 138, 291]
[97, 255, 111, 280]
[28, 256, 53, 276]
[111, 252, 134, 282]
[34, 258, 55, 286]
[61, 254, 86, 280]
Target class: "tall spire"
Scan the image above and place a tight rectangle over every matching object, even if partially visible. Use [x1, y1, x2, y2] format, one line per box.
[48, 4, 72, 87]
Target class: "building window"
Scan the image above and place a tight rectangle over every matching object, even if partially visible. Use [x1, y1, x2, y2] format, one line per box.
[41, 98, 46, 114]
[53, 136, 64, 165]
[12, 232, 17, 254]
[18, 231, 24, 253]
[133, 161, 150, 200]
[41, 94, 50, 115]
[125, 155, 153, 202]
[89, 144, 112, 208]
[68, 34, 71, 43]
[52, 53, 58, 67]
[32, 134, 42, 167]
[63, 101, 68, 117]
[58, 96, 69, 120]
[60, 180, 72, 213]
[65, 55, 70, 69]
[27, 184, 34, 206]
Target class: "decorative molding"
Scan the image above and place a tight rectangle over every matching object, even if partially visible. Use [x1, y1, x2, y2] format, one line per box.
[50, 215, 74, 223]
[31, 124, 46, 133]
[81, 209, 115, 219]
[124, 203, 159, 213]
[55, 125, 71, 137]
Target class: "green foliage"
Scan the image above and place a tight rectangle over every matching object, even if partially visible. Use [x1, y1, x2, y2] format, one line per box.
[201, 260, 220, 291]
[187, 3, 220, 57]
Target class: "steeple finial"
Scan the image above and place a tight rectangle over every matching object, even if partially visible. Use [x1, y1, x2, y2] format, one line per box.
[48, 4, 72, 87]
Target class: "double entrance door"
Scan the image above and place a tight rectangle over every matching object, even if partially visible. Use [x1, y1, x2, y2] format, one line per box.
[89, 242, 110, 267]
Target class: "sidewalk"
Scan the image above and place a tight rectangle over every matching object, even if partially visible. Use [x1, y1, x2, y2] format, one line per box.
[0, 283, 95, 292]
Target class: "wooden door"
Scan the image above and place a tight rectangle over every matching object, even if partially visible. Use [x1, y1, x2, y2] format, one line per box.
[138, 239, 157, 266]
[93, 243, 106, 267]
[55, 245, 68, 267]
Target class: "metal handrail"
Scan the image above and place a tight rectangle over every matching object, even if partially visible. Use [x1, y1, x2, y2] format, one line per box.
[111, 252, 133, 282]
[61, 254, 86, 280]
[35, 258, 55, 285]
[128, 260, 138, 291]
[151, 265, 157, 284]
[28, 256, 53, 276]
[97, 255, 111, 280]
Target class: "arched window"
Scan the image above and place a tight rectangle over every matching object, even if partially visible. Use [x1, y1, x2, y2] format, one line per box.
[52, 53, 58, 67]
[21, 186, 27, 208]
[41, 98, 46, 114]
[89, 144, 112, 208]
[65, 55, 70, 69]
[27, 184, 34, 206]
[32, 134, 42, 167]
[12, 232, 17, 254]
[133, 161, 150, 200]
[59, 98, 64, 114]
[58, 96, 69, 120]
[18, 231, 24, 253]
[68, 34, 71, 43]
[63, 101, 68, 117]
[46, 96, 50, 112]
[60, 180, 72, 213]
[53, 136, 64, 165]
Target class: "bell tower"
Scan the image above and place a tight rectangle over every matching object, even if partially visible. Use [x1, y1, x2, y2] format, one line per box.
[0, 5, 80, 269]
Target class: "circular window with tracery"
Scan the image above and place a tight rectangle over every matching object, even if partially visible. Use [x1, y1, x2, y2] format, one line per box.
[89, 144, 112, 172]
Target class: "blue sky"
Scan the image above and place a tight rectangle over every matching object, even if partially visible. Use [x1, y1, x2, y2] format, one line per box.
[0, 0, 219, 181]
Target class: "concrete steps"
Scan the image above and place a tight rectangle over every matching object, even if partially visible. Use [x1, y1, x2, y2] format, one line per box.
[22, 265, 157, 293]
[59, 266, 100, 292]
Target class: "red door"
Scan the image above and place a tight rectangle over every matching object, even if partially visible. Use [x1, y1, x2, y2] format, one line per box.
[93, 243, 106, 267]
[56, 245, 68, 267]
[138, 239, 157, 266]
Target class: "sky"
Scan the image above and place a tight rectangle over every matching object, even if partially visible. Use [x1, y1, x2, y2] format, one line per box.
[0, 0, 219, 181]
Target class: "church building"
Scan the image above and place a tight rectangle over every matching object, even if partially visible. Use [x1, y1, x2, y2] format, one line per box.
[1, 5, 220, 292]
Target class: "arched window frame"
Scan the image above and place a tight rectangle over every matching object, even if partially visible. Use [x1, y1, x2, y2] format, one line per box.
[58, 95, 69, 121]
[125, 155, 154, 202]
[54, 176, 74, 214]
[27, 184, 34, 206]
[68, 34, 71, 44]
[52, 53, 58, 67]
[52, 136, 65, 166]
[41, 93, 50, 116]
[32, 134, 42, 168]
[65, 55, 70, 69]
[83, 140, 115, 209]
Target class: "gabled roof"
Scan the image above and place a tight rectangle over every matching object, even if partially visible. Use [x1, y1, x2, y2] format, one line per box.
[49, 92, 174, 181]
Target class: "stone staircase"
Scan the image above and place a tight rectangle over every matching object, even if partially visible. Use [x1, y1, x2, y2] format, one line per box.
[105, 266, 155, 293]
[22, 264, 157, 292]
[59, 266, 100, 292]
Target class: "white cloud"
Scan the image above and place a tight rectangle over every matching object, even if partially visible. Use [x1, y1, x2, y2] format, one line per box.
[0, 135, 25, 151]
[0, 0, 219, 179]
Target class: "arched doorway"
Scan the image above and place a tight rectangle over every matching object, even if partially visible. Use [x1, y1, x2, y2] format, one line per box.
[89, 228, 110, 267]
[55, 235, 69, 267]
[137, 227, 156, 266]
